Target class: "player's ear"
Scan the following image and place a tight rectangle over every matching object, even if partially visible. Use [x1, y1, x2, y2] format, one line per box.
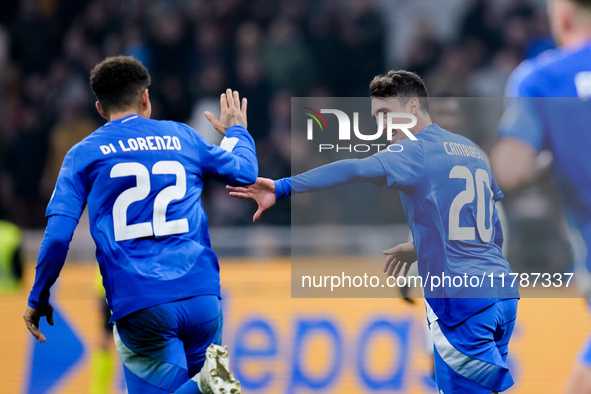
[141, 89, 151, 118]
[95, 101, 108, 120]
[555, 0, 573, 38]
[409, 98, 420, 115]
[141, 89, 149, 108]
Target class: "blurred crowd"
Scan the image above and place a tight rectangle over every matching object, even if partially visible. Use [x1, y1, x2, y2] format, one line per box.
[0, 0, 553, 228]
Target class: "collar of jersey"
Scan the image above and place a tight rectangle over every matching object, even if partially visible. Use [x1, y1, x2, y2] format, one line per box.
[562, 38, 591, 54]
[106, 114, 140, 125]
[423, 123, 441, 133]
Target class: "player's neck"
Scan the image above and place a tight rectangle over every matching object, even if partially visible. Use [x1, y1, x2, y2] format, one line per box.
[562, 31, 591, 48]
[107, 110, 141, 122]
[412, 115, 433, 135]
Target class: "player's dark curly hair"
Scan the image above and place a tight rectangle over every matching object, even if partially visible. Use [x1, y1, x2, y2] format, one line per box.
[369, 70, 429, 112]
[89, 56, 151, 114]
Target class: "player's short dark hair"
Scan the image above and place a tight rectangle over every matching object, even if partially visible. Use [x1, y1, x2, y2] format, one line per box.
[369, 70, 429, 112]
[89, 56, 151, 114]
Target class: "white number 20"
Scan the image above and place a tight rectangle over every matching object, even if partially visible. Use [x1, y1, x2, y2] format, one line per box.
[110, 161, 189, 241]
[448, 165, 493, 243]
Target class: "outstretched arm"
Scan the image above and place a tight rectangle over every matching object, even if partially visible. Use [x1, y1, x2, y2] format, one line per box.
[227, 156, 387, 222]
[290, 156, 386, 194]
[24, 214, 78, 343]
[200, 89, 258, 186]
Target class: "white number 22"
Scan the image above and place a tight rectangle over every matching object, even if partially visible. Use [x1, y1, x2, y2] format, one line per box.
[110, 161, 189, 241]
[448, 165, 493, 242]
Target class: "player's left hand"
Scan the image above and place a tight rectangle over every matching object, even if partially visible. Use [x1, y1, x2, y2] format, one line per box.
[23, 303, 54, 343]
[383, 242, 417, 278]
[204, 88, 248, 136]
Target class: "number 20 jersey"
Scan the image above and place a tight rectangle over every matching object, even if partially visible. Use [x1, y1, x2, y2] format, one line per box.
[47, 115, 257, 321]
[373, 124, 518, 326]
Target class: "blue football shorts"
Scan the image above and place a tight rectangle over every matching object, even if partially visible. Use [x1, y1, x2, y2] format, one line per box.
[114, 294, 223, 394]
[429, 298, 518, 393]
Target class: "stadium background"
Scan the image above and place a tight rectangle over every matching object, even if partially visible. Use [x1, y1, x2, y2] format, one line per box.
[0, 0, 586, 393]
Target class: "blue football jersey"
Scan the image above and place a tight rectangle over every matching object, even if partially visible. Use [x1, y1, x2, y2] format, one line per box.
[280, 123, 518, 326]
[373, 124, 517, 326]
[506, 41, 591, 97]
[46, 115, 257, 321]
[500, 41, 591, 272]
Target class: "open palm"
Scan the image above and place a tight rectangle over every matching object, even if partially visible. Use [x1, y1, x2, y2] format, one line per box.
[383, 242, 417, 278]
[227, 177, 276, 222]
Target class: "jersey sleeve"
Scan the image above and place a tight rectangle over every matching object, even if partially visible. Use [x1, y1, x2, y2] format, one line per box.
[273, 144, 425, 200]
[274, 156, 387, 199]
[516, 76, 543, 97]
[275, 177, 291, 200]
[46, 146, 88, 220]
[191, 125, 258, 186]
[28, 215, 78, 307]
[505, 59, 535, 97]
[372, 140, 425, 191]
[497, 97, 545, 152]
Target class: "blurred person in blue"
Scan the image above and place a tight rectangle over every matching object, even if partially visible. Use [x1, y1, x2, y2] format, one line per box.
[22, 56, 257, 394]
[229, 70, 519, 393]
[492, 0, 591, 392]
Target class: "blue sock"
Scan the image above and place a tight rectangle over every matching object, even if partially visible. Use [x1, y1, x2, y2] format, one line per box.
[173, 379, 202, 394]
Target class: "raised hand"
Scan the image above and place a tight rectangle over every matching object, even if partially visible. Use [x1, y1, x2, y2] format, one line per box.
[383, 242, 417, 278]
[227, 177, 276, 223]
[204, 88, 248, 136]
